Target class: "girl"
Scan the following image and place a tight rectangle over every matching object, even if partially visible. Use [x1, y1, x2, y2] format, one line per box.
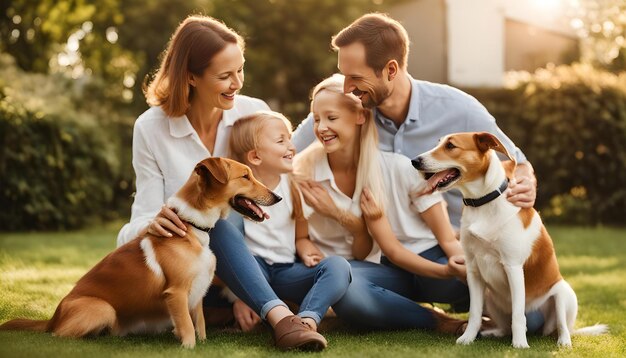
[116, 15, 326, 350]
[295, 74, 469, 331]
[222, 111, 351, 334]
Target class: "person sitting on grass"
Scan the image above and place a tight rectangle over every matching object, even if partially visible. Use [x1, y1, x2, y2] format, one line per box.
[204, 111, 351, 338]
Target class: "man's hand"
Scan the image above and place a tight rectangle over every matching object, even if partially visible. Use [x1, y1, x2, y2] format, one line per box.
[232, 299, 261, 332]
[507, 175, 536, 208]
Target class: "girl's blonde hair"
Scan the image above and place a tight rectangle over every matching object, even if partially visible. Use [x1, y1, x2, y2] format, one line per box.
[229, 111, 303, 219]
[295, 74, 386, 211]
[144, 15, 244, 117]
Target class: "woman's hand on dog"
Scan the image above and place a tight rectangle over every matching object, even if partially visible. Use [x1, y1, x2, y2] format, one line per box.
[147, 205, 187, 237]
[233, 299, 261, 332]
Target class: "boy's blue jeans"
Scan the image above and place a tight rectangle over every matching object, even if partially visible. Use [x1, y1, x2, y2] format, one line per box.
[206, 218, 351, 324]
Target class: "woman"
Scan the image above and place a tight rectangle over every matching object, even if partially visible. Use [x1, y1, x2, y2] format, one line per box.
[295, 74, 469, 331]
[116, 15, 326, 351]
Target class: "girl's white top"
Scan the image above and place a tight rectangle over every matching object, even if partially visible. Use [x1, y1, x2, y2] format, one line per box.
[303, 151, 443, 262]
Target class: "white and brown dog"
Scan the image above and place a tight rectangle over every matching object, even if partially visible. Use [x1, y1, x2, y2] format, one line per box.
[0, 157, 280, 348]
[412, 132, 607, 348]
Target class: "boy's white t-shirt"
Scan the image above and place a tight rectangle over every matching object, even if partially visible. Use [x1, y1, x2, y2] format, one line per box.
[303, 151, 443, 261]
[244, 174, 296, 265]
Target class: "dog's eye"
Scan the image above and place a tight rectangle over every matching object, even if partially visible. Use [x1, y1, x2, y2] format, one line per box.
[242, 174, 250, 180]
[445, 142, 456, 150]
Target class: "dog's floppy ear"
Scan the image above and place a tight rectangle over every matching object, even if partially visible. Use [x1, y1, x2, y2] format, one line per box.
[196, 158, 229, 184]
[474, 132, 514, 162]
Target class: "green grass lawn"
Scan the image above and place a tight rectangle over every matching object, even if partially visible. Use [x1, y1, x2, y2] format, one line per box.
[0, 223, 624, 357]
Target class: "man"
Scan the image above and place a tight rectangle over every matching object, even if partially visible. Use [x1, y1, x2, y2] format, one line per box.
[293, 13, 537, 228]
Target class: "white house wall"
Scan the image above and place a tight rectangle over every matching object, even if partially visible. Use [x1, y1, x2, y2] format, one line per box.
[446, 0, 505, 87]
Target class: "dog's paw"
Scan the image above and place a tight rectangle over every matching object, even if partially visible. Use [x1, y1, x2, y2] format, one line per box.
[557, 337, 572, 348]
[512, 338, 530, 349]
[197, 331, 207, 341]
[456, 333, 476, 345]
[181, 337, 196, 349]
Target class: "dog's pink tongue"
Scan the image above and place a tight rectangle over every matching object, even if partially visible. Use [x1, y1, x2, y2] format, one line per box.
[244, 199, 267, 219]
[426, 169, 456, 191]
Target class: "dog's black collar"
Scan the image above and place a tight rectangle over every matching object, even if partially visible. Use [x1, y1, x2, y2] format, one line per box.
[188, 222, 212, 233]
[462, 178, 509, 207]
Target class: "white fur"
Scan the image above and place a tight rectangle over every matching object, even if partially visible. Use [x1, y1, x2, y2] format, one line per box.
[188, 248, 216, 310]
[167, 195, 229, 231]
[140, 238, 163, 277]
[419, 145, 607, 348]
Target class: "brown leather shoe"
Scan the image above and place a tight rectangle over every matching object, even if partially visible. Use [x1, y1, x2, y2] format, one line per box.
[273, 315, 328, 351]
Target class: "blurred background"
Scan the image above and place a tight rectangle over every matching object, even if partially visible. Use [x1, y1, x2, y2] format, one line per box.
[0, 0, 624, 231]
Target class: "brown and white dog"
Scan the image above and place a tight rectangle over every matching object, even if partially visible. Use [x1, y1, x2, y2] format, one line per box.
[412, 132, 607, 348]
[0, 157, 280, 348]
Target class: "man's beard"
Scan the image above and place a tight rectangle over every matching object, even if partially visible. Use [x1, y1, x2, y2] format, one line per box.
[354, 84, 390, 109]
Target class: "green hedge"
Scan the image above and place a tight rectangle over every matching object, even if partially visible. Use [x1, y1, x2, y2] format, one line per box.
[0, 55, 134, 231]
[467, 64, 626, 225]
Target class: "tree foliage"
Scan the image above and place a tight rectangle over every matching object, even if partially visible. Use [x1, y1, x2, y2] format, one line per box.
[469, 64, 626, 225]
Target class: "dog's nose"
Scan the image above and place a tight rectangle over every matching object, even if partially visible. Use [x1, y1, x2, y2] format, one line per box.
[272, 192, 282, 203]
[411, 157, 423, 170]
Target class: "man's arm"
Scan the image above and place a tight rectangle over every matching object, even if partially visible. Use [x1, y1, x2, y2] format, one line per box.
[291, 113, 316, 153]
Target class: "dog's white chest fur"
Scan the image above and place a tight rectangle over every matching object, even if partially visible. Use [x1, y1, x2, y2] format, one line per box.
[188, 244, 216, 309]
[460, 198, 541, 309]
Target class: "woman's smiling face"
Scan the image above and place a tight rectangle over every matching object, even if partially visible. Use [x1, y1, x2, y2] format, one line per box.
[190, 42, 244, 110]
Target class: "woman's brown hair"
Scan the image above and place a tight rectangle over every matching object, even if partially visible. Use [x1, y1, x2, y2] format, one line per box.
[145, 15, 244, 117]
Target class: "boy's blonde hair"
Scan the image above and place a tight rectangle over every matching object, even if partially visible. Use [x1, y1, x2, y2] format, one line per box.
[295, 74, 386, 211]
[229, 110, 292, 164]
[229, 111, 303, 219]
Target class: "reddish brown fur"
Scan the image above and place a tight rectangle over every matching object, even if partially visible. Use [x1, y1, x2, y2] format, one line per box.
[427, 132, 564, 307]
[518, 207, 535, 229]
[429, 134, 493, 183]
[0, 158, 277, 347]
[523, 226, 563, 300]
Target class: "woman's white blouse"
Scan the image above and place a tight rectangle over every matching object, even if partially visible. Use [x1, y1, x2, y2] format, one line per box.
[303, 151, 444, 262]
[116, 95, 269, 246]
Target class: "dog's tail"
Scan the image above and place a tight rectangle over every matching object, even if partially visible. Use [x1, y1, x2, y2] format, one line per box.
[572, 324, 609, 336]
[0, 318, 49, 332]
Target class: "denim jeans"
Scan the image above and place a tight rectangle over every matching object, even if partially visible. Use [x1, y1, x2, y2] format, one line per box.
[206, 215, 352, 324]
[332, 247, 469, 331]
[253, 255, 351, 324]
[333, 245, 544, 332]
[206, 218, 285, 320]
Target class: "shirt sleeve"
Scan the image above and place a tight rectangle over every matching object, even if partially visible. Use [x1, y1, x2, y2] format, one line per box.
[292, 112, 317, 153]
[116, 120, 165, 246]
[396, 154, 443, 213]
[464, 99, 527, 163]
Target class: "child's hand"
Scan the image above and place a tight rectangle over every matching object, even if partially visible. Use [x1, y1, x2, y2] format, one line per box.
[302, 252, 324, 267]
[233, 299, 261, 332]
[447, 255, 467, 282]
[299, 180, 339, 218]
[360, 188, 383, 221]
